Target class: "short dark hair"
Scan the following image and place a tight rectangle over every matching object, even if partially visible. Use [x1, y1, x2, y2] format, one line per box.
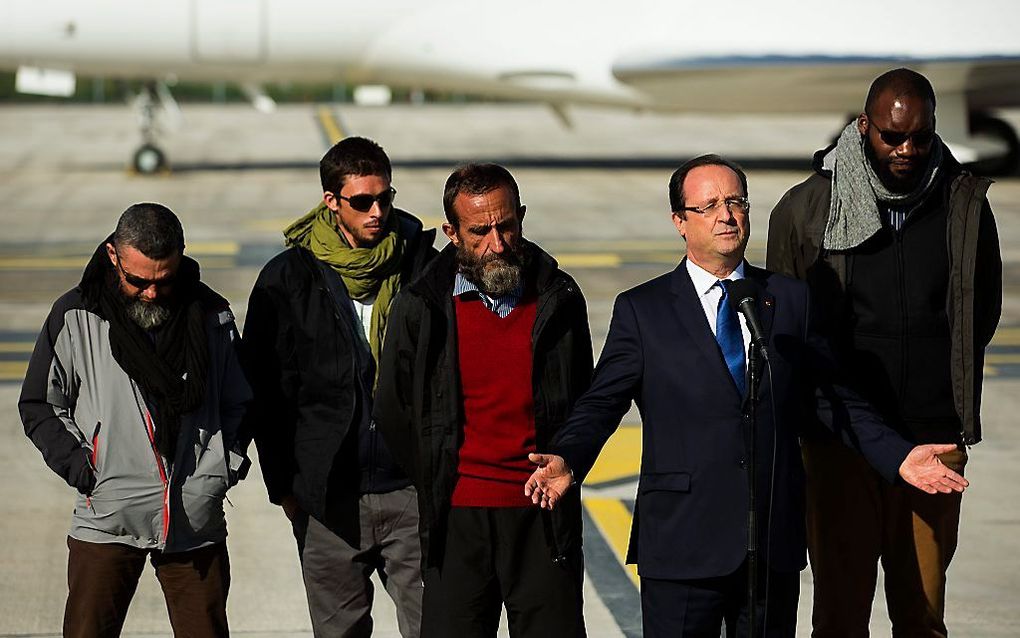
[319, 136, 392, 194]
[442, 163, 522, 227]
[864, 68, 936, 116]
[112, 203, 184, 259]
[668, 154, 748, 216]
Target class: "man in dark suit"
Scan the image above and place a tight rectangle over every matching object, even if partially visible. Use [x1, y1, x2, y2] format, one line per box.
[524, 154, 968, 638]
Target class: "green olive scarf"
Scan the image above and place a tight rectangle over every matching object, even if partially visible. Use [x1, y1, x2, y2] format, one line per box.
[283, 202, 405, 371]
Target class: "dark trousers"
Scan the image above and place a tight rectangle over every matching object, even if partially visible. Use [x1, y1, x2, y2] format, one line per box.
[63, 536, 230, 638]
[804, 438, 966, 638]
[641, 562, 800, 638]
[421, 506, 585, 638]
[291, 486, 423, 638]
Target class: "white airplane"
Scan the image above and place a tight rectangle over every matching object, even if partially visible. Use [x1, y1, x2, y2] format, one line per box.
[2, 0, 1019, 173]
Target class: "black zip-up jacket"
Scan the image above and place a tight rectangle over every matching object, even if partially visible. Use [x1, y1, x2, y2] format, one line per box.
[241, 210, 436, 535]
[374, 241, 594, 566]
[767, 146, 1002, 445]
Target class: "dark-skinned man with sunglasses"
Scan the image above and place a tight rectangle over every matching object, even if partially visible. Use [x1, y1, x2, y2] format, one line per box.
[20, 203, 252, 637]
[767, 68, 1002, 637]
[243, 136, 436, 637]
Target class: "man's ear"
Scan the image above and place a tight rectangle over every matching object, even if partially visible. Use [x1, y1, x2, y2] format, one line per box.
[105, 242, 118, 266]
[671, 212, 686, 238]
[857, 112, 869, 136]
[442, 222, 460, 246]
[323, 191, 340, 213]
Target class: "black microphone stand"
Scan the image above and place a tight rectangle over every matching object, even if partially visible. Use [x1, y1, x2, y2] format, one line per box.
[744, 339, 766, 638]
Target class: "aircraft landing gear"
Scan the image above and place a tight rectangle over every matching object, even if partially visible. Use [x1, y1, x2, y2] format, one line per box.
[968, 112, 1020, 176]
[130, 81, 177, 174]
[132, 143, 166, 174]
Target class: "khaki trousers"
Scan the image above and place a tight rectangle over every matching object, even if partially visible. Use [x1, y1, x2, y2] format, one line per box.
[803, 438, 966, 638]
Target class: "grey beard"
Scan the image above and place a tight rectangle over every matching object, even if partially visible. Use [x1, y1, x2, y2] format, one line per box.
[125, 299, 171, 330]
[457, 244, 526, 298]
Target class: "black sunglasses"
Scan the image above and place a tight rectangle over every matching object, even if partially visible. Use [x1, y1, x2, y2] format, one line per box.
[338, 187, 396, 212]
[114, 251, 176, 290]
[868, 121, 935, 148]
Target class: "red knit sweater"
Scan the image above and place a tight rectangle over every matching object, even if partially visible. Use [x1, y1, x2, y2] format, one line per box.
[451, 294, 538, 508]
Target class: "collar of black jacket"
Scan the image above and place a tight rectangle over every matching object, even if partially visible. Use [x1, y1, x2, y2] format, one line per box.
[409, 238, 561, 306]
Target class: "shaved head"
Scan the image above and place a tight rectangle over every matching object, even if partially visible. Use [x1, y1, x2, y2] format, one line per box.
[865, 68, 936, 116]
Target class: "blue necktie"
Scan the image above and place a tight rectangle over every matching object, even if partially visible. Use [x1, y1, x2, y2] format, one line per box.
[716, 280, 746, 396]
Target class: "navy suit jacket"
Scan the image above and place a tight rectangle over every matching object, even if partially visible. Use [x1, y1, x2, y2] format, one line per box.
[551, 260, 912, 580]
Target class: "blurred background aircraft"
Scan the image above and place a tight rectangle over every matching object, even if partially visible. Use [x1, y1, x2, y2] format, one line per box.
[2, 0, 1019, 174]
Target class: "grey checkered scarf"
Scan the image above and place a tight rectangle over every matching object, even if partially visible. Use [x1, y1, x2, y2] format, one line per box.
[821, 122, 944, 250]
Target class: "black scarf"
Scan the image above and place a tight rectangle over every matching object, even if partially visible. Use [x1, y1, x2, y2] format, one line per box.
[80, 238, 222, 459]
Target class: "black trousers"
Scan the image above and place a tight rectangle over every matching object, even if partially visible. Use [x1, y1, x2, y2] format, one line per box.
[641, 562, 799, 638]
[421, 506, 585, 638]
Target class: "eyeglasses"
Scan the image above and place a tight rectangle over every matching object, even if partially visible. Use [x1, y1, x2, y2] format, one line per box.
[868, 121, 935, 148]
[114, 250, 175, 290]
[680, 196, 750, 217]
[338, 187, 396, 212]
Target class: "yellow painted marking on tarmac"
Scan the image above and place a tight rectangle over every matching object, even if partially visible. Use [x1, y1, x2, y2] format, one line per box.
[317, 106, 345, 143]
[0, 242, 237, 270]
[187, 241, 239, 256]
[555, 253, 622, 268]
[984, 353, 1020, 364]
[584, 498, 639, 586]
[0, 256, 88, 269]
[0, 361, 27, 381]
[985, 365, 999, 377]
[991, 328, 1020, 346]
[584, 425, 641, 485]
[0, 342, 34, 353]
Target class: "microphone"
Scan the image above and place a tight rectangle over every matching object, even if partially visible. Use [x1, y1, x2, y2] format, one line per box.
[725, 279, 767, 350]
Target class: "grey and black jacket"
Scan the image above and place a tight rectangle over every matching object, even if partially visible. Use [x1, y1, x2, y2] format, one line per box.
[767, 147, 1002, 445]
[19, 263, 252, 553]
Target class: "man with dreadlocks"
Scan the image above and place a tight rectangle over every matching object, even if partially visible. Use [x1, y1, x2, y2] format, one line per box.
[767, 68, 1002, 636]
[19, 203, 252, 637]
[242, 136, 436, 637]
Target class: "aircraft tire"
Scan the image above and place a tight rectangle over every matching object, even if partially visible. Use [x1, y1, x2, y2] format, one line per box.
[967, 113, 1020, 176]
[132, 144, 167, 175]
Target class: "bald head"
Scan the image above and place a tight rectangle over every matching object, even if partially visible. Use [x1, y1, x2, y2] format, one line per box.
[865, 68, 936, 116]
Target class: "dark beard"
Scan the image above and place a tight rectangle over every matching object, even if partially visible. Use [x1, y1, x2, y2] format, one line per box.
[456, 240, 529, 297]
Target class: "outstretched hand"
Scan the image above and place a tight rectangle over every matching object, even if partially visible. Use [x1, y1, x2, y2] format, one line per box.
[524, 453, 574, 510]
[898, 443, 969, 494]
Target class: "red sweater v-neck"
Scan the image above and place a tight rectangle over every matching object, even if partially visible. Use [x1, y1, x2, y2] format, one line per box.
[451, 294, 538, 508]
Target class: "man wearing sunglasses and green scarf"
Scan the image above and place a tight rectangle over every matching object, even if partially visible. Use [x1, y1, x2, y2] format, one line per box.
[243, 136, 436, 637]
[767, 68, 1001, 637]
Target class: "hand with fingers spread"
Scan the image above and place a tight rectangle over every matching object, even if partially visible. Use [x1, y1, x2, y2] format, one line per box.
[524, 453, 574, 510]
[898, 443, 970, 494]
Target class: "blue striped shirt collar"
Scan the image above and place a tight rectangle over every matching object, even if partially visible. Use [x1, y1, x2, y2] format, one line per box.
[453, 273, 523, 319]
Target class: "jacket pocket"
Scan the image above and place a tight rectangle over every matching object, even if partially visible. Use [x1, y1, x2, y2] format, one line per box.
[638, 471, 691, 493]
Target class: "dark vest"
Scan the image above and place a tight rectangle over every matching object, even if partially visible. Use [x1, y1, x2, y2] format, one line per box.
[840, 182, 962, 444]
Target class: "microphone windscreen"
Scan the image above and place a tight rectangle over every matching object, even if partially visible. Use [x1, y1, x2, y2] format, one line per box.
[726, 278, 758, 311]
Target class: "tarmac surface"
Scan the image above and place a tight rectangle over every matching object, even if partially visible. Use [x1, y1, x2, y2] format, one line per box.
[0, 103, 1018, 637]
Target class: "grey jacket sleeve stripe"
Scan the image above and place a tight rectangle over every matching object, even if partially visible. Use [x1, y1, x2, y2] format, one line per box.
[19, 291, 90, 489]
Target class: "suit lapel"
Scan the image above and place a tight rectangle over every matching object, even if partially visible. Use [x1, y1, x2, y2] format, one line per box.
[669, 260, 737, 392]
[744, 263, 775, 344]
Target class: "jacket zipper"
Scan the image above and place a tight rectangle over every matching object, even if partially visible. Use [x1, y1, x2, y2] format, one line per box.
[143, 410, 171, 544]
[894, 228, 908, 411]
[85, 421, 102, 511]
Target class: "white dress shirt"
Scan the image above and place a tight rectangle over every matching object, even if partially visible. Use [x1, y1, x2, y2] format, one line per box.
[685, 259, 751, 364]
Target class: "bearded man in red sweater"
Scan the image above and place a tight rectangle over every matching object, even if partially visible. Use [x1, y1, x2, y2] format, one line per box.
[375, 163, 594, 638]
